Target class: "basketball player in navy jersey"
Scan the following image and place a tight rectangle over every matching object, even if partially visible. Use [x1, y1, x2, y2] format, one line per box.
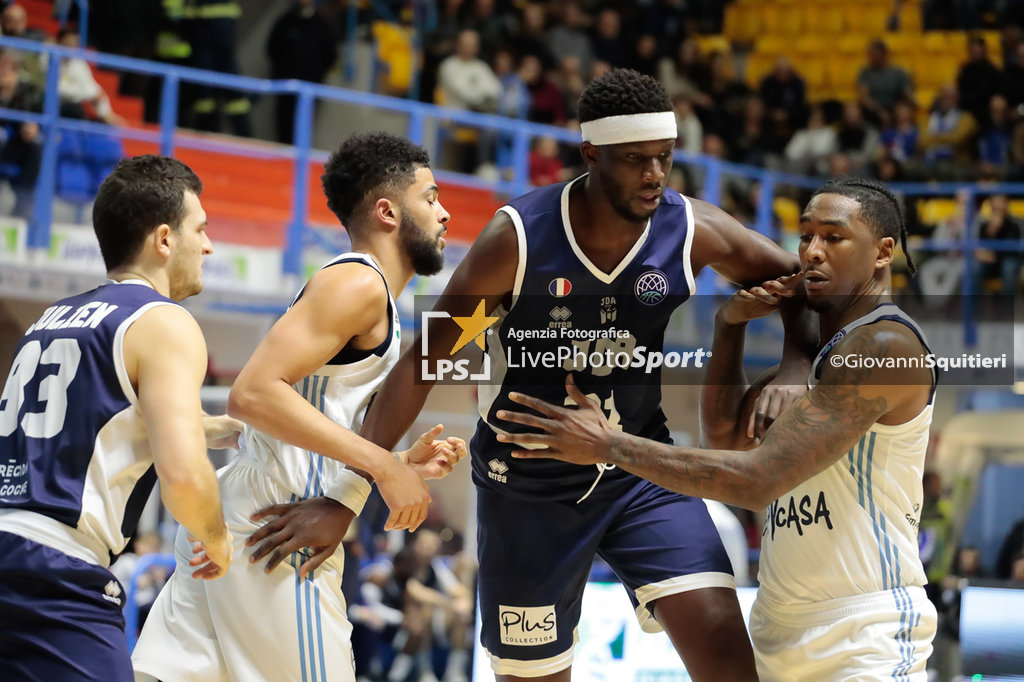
[133, 133, 466, 682]
[0, 155, 236, 681]
[242, 69, 816, 681]
[503, 178, 939, 680]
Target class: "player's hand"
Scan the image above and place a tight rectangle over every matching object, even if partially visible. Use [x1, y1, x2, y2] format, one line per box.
[747, 372, 807, 442]
[400, 424, 468, 480]
[375, 458, 431, 532]
[188, 526, 233, 580]
[718, 274, 803, 327]
[496, 374, 612, 466]
[246, 497, 353, 577]
[203, 414, 245, 449]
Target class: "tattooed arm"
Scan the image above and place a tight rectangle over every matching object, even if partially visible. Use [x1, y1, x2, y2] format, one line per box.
[499, 323, 931, 511]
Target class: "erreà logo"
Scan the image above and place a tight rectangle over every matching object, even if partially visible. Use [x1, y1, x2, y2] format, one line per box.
[421, 300, 497, 381]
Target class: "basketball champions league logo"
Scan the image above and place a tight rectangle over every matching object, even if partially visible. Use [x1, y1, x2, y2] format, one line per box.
[634, 270, 668, 306]
[420, 300, 497, 381]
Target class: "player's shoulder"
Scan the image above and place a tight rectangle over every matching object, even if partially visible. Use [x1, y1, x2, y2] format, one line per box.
[505, 180, 567, 220]
[308, 258, 388, 300]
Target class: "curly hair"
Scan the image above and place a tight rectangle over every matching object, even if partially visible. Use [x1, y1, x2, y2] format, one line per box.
[811, 177, 916, 276]
[93, 155, 203, 271]
[577, 68, 672, 124]
[321, 132, 431, 232]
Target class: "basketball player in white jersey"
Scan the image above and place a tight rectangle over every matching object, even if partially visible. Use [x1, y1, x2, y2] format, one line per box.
[133, 132, 466, 682]
[0, 155, 236, 681]
[500, 178, 938, 680]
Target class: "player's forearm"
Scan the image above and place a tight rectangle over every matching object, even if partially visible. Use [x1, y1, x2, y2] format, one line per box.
[361, 346, 435, 451]
[228, 381, 392, 479]
[157, 458, 228, 545]
[604, 431, 774, 511]
[777, 291, 816, 379]
[699, 313, 751, 447]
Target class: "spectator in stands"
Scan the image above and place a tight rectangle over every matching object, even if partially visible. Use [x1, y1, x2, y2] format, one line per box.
[857, 40, 914, 127]
[881, 99, 919, 162]
[921, 84, 979, 176]
[703, 49, 751, 140]
[266, 0, 338, 144]
[1, 4, 47, 42]
[419, 0, 465, 104]
[836, 101, 881, 173]
[974, 193, 1023, 294]
[657, 39, 709, 104]
[759, 57, 807, 130]
[528, 135, 568, 186]
[187, 0, 252, 137]
[978, 94, 1014, 177]
[548, 1, 592, 77]
[53, 28, 126, 126]
[520, 53, 565, 126]
[109, 533, 169, 638]
[437, 29, 501, 114]
[641, 0, 689, 58]
[630, 34, 660, 79]
[463, 0, 511, 64]
[590, 8, 627, 69]
[0, 48, 41, 221]
[555, 55, 585, 121]
[673, 95, 703, 156]
[923, 0, 988, 29]
[1002, 41, 1024, 112]
[509, 3, 553, 70]
[996, 512, 1024, 580]
[491, 48, 528, 172]
[916, 189, 970, 304]
[783, 104, 837, 176]
[919, 471, 955, 599]
[957, 35, 1003, 127]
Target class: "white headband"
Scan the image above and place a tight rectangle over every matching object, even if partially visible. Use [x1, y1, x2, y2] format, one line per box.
[580, 111, 678, 146]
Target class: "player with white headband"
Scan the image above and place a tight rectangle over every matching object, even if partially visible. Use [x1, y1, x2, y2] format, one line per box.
[250, 69, 815, 682]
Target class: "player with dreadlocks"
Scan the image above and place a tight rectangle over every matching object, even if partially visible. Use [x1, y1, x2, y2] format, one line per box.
[501, 177, 938, 680]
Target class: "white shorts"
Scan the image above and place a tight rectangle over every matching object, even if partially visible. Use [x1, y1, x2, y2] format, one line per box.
[132, 460, 355, 682]
[750, 586, 937, 682]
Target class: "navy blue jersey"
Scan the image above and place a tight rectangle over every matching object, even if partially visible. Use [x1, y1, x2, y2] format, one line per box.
[0, 281, 178, 565]
[472, 176, 697, 501]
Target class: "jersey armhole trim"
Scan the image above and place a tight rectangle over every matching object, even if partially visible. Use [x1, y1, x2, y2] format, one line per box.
[681, 195, 697, 296]
[113, 301, 178, 407]
[497, 205, 528, 308]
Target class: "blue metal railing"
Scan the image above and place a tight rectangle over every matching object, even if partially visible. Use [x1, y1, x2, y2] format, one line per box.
[0, 35, 1019, 344]
[54, 0, 89, 47]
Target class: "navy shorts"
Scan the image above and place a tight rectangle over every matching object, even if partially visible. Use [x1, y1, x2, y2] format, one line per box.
[476, 475, 734, 676]
[0, 532, 134, 681]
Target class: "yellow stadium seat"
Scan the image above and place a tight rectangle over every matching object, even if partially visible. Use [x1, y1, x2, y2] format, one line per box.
[695, 35, 733, 56]
[756, 35, 791, 57]
[916, 198, 959, 226]
[774, 197, 801, 234]
[804, 4, 846, 34]
[836, 34, 871, 55]
[760, 5, 781, 34]
[845, 4, 890, 34]
[898, 4, 922, 31]
[372, 22, 414, 94]
[793, 35, 831, 56]
[776, 5, 804, 34]
[746, 52, 776, 88]
[916, 88, 937, 111]
[724, 4, 760, 43]
[885, 33, 922, 57]
[795, 58, 828, 90]
[827, 53, 863, 92]
[914, 52, 960, 89]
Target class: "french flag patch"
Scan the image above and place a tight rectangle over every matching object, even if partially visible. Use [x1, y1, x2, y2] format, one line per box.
[548, 278, 572, 297]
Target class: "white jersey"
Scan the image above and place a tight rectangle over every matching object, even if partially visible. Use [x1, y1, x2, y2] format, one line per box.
[237, 253, 401, 504]
[757, 303, 935, 613]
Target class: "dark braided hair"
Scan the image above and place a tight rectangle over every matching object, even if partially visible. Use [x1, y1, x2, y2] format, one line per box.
[321, 132, 430, 233]
[811, 177, 916, 276]
[578, 68, 672, 123]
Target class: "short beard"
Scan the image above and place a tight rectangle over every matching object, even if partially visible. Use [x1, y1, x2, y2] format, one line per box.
[399, 212, 444, 276]
[596, 167, 657, 223]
